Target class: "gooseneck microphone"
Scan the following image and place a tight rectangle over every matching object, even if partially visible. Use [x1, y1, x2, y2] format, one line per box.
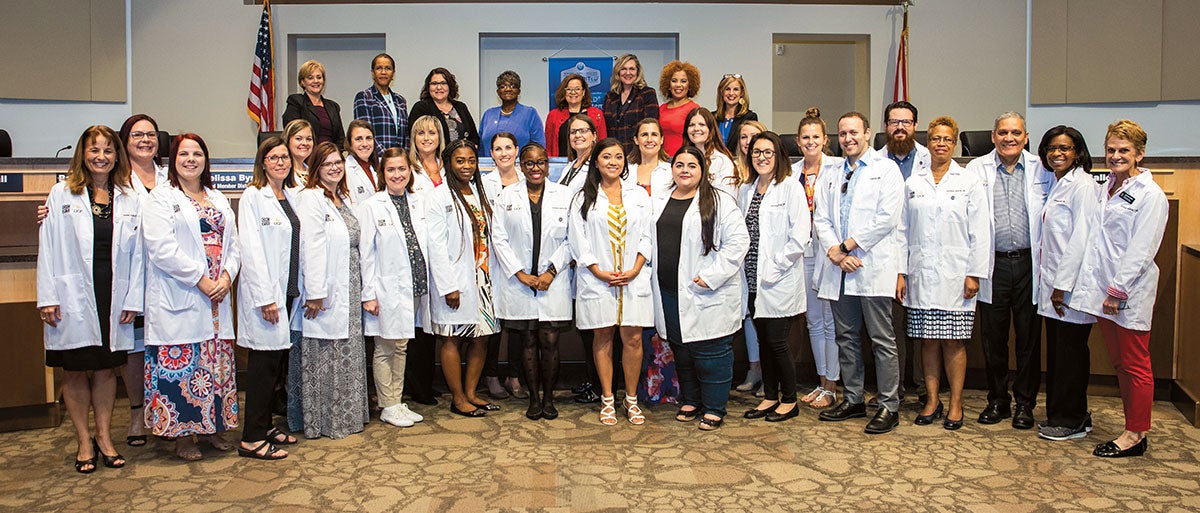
[55, 145, 72, 158]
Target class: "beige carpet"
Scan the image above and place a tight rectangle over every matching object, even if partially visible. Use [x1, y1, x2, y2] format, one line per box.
[1, 389, 1197, 513]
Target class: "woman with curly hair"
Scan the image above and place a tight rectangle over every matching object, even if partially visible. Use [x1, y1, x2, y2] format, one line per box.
[658, 60, 701, 156]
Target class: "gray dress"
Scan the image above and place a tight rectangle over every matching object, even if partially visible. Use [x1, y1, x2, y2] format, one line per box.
[299, 201, 369, 439]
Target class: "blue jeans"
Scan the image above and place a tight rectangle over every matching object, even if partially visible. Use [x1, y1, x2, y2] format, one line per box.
[664, 289, 734, 417]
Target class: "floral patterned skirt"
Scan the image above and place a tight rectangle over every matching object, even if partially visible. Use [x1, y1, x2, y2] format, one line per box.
[144, 338, 238, 437]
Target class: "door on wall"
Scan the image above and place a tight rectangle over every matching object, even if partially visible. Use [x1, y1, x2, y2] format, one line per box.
[771, 35, 869, 137]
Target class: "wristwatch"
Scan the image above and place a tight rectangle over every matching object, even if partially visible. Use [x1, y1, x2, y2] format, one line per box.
[839, 242, 850, 254]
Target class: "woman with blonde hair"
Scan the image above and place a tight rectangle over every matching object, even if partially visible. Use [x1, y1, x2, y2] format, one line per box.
[714, 74, 758, 148]
[283, 119, 314, 184]
[603, 54, 660, 155]
[283, 60, 344, 147]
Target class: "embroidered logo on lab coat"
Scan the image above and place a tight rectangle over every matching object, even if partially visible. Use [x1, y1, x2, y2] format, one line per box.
[261, 217, 271, 226]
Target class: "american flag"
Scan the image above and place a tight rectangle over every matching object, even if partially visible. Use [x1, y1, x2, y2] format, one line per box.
[892, 0, 912, 102]
[247, 0, 275, 132]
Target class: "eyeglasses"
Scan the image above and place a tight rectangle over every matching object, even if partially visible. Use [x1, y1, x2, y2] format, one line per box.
[565, 87, 583, 93]
[429, 81, 448, 87]
[841, 169, 855, 194]
[569, 128, 592, 136]
[497, 83, 518, 90]
[264, 155, 289, 163]
[521, 159, 548, 169]
[319, 160, 345, 171]
[129, 131, 156, 140]
[723, 73, 742, 79]
[750, 149, 776, 159]
[928, 136, 955, 144]
[1046, 145, 1075, 153]
[886, 119, 915, 128]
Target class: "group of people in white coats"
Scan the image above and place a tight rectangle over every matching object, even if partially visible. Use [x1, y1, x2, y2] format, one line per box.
[36, 103, 1170, 476]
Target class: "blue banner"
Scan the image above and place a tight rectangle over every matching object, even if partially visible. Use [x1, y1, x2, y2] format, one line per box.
[547, 57, 613, 112]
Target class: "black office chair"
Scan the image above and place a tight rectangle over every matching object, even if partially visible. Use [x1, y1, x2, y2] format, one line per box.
[959, 130, 994, 157]
[0, 129, 11, 158]
[156, 131, 171, 160]
[780, 133, 802, 158]
[873, 132, 887, 150]
[914, 130, 928, 146]
[826, 134, 842, 157]
[258, 131, 282, 148]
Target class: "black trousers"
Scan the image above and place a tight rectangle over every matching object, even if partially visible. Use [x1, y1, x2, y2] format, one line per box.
[748, 293, 798, 403]
[404, 329, 438, 399]
[978, 251, 1043, 407]
[243, 348, 289, 442]
[1044, 318, 1093, 427]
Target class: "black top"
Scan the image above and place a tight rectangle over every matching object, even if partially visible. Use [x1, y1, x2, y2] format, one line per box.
[282, 93, 345, 148]
[529, 194, 543, 292]
[279, 198, 301, 299]
[408, 98, 480, 147]
[719, 110, 759, 149]
[656, 196, 693, 294]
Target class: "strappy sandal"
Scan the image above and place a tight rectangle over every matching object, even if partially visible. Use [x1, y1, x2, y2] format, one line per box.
[675, 406, 700, 422]
[599, 395, 618, 426]
[94, 439, 125, 469]
[237, 440, 288, 460]
[698, 415, 724, 431]
[810, 389, 837, 409]
[266, 427, 297, 445]
[623, 396, 646, 425]
[127, 404, 147, 446]
[176, 439, 203, 462]
[800, 387, 824, 404]
[74, 451, 98, 474]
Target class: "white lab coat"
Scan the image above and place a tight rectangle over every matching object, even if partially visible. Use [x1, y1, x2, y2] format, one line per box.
[425, 182, 494, 326]
[491, 182, 574, 321]
[885, 141, 931, 180]
[482, 169, 524, 202]
[296, 188, 355, 339]
[899, 161, 991, 311]
[624, 161, 673, 195]
[130, 163, 168, 195]
[567, 182, 655, 329]
[236, 185, 304, 351]
[357, 189, 433, 339]
[1068, 169, 1168, 331]
[37, 182, 144, 351]
[812, 149, 905, 300]
[650, 188, 750, 343]
[142, 185, 240, 345]
[792, 155, 844, 288]
[558, 160, 589, 195]
[737, 178, 811, 318]
[1035, 167, 1101, 325]
[965, 149, 1055, 304]
[707, 151, 737, 191]
[345, 156, 378, 205]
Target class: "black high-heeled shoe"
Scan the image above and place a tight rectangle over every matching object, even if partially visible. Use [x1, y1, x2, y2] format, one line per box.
[1093, 437, 1147, 458]
[94, 438, 125, 469]
[915, 402, 944, 426]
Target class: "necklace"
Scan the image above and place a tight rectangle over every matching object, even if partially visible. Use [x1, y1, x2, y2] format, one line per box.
[89, 180, 115, 219]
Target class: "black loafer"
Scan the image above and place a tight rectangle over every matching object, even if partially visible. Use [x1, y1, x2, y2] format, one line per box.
[744, 403, 778, 419]
[818, 400, 867, 422]
[1093, 437, 1147, 458]
[977, 401, 1011, 425]
[525, 403, 543, 421]
[450, 404, 486, 417]
[864, 408, 900, 434]
[765, 404, 800, 422]
[1012, 404, 1035, 430]
[540, 402, 559, 420]
[914, 402, 944, 426]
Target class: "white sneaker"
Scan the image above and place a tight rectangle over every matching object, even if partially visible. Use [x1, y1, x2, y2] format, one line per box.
[396, 403, 423, 423]
[380, 406, 414, 427]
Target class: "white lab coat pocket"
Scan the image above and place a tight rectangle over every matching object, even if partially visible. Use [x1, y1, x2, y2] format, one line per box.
[688, 280, 721, 309]
[53, 274, 86, 313]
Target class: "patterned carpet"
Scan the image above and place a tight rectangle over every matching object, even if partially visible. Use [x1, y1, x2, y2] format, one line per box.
[1, 389, 1198, 513]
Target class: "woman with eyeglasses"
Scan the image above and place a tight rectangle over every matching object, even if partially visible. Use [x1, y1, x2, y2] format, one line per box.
[1070, 120, 1168, 458]
[789, 108, 843, 409]
[479, 71, 545, 158]
[556, 114, 599, 193]
[1033, 125, 1100, 442]
[283, 60, 344, 148]
[603, 54, 660, 156]
[545, 74, 606, 158]
[658, 61, 701, 156]
[408, 67, 479, 147]
[295, 142, 369, 439]
[715, 74, 758, 149]
[896, 116, 989, 430]
[738, 132, 809, 423]
[731, 119, 768, 398]
[235, 136, 302, 459]
[491, 142, 573, 419]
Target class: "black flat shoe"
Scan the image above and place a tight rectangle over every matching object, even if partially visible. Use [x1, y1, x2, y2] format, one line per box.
[675, 406, 700, 422]
[744, 403, 778, 419]
[698, 416, 724, 431]
[864, 408, 900, 434]
[765, 404, 800, 423]
[818, 400, 867, 422]
[450, 404, 486, 418]
[94, 439, 125, 469]
[977, 400, 1011, 425]
[471, 402, 501, 412]
[1093, 437, 1147, 458]
[914, 402, 944, 426]
[525, 403, 543, 421]
[541, 402, 559, 420]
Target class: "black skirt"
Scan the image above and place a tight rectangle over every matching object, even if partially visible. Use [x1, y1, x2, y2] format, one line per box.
[45, 210, 127, 371]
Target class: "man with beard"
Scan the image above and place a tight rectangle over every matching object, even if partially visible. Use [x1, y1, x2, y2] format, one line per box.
[881, 101, 931, 406]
